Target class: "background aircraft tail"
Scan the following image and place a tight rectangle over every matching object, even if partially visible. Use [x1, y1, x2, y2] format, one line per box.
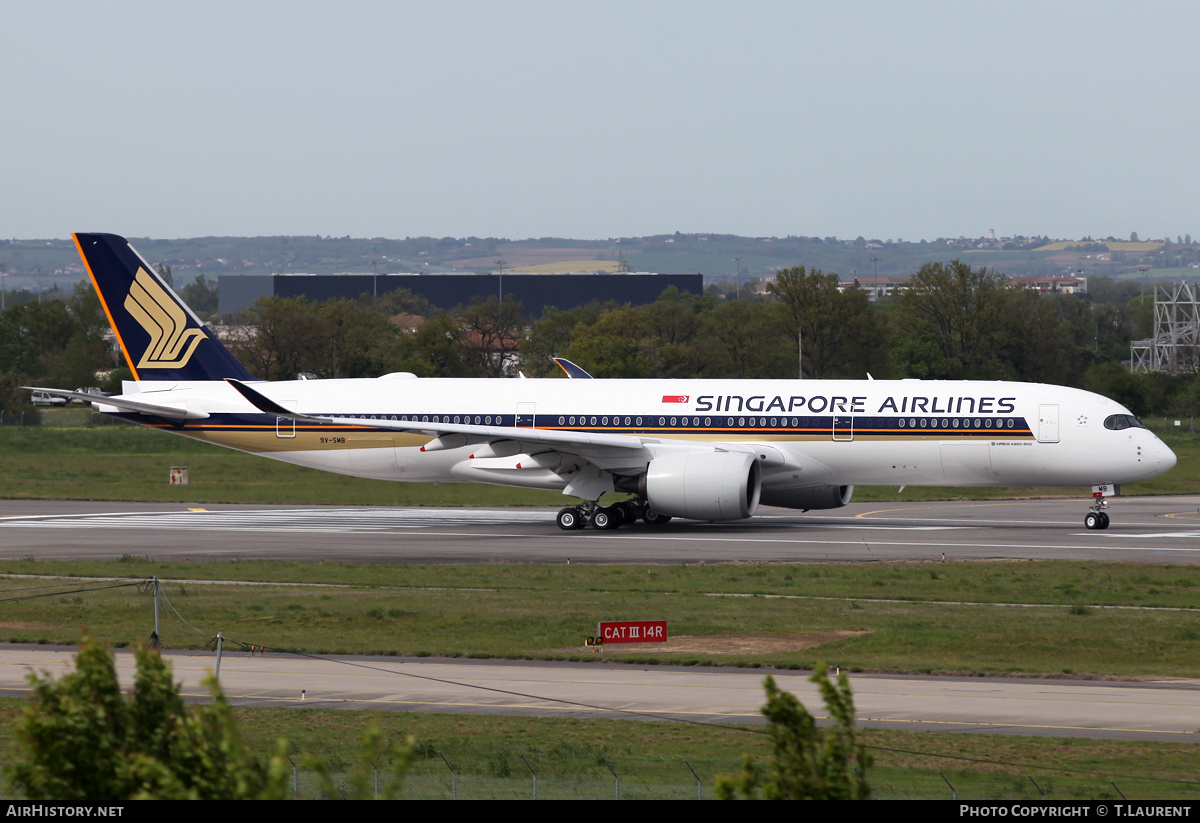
[73, 233, 255, 382]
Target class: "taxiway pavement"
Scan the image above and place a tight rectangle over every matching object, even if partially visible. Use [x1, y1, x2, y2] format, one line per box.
[0, 645, 1195, 743]
[1, 496, 1199, 564]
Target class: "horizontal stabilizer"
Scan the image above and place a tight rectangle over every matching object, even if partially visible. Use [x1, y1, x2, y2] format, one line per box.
[23, 387, 210, 420]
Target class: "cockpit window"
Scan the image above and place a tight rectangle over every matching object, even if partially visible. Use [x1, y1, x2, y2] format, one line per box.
[1103, 414, 1146, 431]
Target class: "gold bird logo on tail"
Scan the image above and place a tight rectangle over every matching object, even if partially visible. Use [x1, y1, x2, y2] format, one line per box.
[124, 268, 204, 369]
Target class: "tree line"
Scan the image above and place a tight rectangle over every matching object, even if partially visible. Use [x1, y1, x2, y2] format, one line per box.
[4, 260, 1200, 419]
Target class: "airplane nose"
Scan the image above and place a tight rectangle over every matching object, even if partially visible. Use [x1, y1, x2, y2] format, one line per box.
[1159, 439, 1178, 472]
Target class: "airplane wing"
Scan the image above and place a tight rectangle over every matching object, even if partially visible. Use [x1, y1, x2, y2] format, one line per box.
[225, 379, 645, 451]
[22, 387, 210, 420]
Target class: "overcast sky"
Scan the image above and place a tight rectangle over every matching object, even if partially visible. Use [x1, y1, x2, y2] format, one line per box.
[3, 1, 1197, 242]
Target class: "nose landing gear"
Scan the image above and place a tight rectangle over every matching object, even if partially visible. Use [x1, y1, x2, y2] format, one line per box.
[1084, 506, 1110, 530]
[1084, 484, 1118, 530]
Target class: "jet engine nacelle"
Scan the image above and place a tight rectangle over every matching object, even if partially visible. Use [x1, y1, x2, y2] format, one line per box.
[760, 484, 854, 511]
[643, 451, 762, 521]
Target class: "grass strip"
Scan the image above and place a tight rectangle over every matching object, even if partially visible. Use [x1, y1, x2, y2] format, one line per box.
[1, 559, 1198, 677]
[0, 699, 1192, 799]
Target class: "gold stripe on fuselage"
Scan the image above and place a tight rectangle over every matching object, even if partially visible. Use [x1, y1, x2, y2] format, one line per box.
[158, 425, 1032, 455]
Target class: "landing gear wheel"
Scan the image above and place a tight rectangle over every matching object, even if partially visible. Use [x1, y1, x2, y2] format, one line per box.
[591, 506, 621, 530]
[1084, 512, 1101, 530]
[557, 507, 585, 531]
[1098, 512, 1110, 530]
[643, 508, 672, 526]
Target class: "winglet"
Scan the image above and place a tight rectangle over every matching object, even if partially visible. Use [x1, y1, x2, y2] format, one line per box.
[72, 233, 255, 382]
[226, 378, 293, 416]
[552, 357, 593, 379]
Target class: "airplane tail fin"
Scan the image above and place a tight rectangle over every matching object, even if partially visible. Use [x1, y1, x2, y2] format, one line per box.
[73, 233, 255, 382]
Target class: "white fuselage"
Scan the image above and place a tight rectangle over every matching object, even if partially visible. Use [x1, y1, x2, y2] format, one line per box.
[112, 375, 1176, 498]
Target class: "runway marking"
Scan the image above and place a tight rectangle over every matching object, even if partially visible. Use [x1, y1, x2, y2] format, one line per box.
[0, 510, 969, 534]
[1089, 531, 1200, 538]
[810, 524, 969, 531]
[566, 532, 1200, 553]
[854, 500, 1062, 518]
[0, 508, 548, 533]
[4, 509, 1200, 559]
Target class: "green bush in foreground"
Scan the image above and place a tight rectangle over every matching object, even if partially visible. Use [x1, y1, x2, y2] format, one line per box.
[717, 665, 871, 800]
[5, 636, 290, 800]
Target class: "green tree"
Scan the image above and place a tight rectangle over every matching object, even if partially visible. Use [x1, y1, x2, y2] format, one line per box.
[405, 310, 478, 377]
[700, 299, 790, 378]
[998, 289, 1087, 386]
[521, 303, 605, 377]
[767, 266, 884, 379]
[717, 666, 871, 800]
[319, 299, 408, 379]
[0, 283, 113, 390]
[180, 274, 219, 320]
[368, 286, 431, 320]
[456, 295, 527, 377]
[0, 370, 29, 414]
[641, 286, 718, 378]
[5, 636, 289, 800]
[229, 295, 325, 379]
[565, 304, 655, 378]
[890, 260, 1014, 379]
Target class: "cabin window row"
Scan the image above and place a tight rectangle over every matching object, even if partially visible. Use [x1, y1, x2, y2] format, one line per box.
[896, 417, 1016, 429]
[338, 414, 1018, 431]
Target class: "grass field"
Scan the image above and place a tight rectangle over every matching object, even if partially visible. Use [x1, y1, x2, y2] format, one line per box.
[0, 695, 1191, 799]
[3, 558, 1199, 677]
[230, 710, 1199, 799]
[1034, 241, 1165, 253]
[1114, 266, 1200, 281]
[1, 563, 1183, 797]
[507, 260, 622, 274]
[1, 419, 1196, 504]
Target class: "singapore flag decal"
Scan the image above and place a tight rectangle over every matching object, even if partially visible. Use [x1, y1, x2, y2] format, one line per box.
[662, 395, 689, 404]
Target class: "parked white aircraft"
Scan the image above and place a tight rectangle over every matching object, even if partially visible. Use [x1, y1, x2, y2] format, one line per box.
[32, 233, 1177, 532]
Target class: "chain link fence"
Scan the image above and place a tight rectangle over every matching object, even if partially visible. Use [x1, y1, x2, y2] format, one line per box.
[274, 767, 1182, 801]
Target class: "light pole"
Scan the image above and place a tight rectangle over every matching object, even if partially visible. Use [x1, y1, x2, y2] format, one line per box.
[0, 263, 6, 311]
[495, 259, 507, 303]
[869, 256, 881, 299]
[733, 258, 743, 300]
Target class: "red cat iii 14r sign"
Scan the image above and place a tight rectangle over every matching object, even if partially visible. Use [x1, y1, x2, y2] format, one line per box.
[598, 621, 668, 643]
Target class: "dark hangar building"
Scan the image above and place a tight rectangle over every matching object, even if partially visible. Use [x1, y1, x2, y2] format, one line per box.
[218, 272, 704, 317]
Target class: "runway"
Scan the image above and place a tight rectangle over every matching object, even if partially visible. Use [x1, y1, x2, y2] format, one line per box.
[2, 495, 1199, 564]
[0, 645, 1196, 743]
[3, 496, 1199, 744]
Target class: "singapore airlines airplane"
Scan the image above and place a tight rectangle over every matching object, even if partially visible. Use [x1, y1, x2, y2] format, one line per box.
[32, 233, 1176, 532]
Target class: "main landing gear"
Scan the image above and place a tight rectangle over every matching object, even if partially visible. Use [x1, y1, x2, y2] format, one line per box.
[1084, 498, 1110, 530]
[556, 499, 672, 531]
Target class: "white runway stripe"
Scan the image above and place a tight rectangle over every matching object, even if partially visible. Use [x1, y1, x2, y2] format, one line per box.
[0, 508, 548, 533]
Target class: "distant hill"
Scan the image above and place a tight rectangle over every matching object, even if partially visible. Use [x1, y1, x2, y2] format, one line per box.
[2, 232, 1196, 295]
